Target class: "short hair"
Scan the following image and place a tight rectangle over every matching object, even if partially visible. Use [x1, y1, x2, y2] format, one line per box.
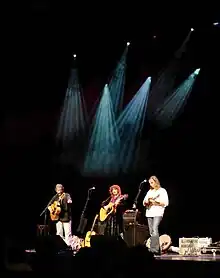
[55, 184, 64, 189]
[109, 184, 121, 195]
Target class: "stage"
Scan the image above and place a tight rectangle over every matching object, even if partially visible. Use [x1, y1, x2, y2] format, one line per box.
[155, 253, 220, 261]
[153, 253, 220, 277]
[4, 248, 219, 275]
[7, 234, 220, 275]
[25, 249, 220, 262]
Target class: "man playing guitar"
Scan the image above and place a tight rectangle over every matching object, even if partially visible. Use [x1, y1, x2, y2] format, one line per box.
[48, 184, 73, 247]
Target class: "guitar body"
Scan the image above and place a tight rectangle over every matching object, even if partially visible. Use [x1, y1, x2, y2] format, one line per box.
[48, 193, 65, 221]
[83, 214, 98, 247]
[84, 231, 96, 247]
[99, 194, 128, 222]
[48, 201, 61, 221]
[99, 205, 114, 222]
[146, 194, 160, 209]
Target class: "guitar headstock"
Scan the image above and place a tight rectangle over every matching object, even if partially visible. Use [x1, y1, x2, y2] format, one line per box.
[123, 194, 128, 200]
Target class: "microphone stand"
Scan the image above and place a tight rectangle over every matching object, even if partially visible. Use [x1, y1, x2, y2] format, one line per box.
[132, 181, 144, 210]
[131, 181, 145, 246]
[40, 194, 57, 225]
[77, 188, 94, 234]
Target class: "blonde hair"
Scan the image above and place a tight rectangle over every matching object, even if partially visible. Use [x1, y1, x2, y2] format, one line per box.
[149, 175, 161, 189]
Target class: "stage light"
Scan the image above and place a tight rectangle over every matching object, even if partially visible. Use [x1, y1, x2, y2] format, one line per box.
[56, 68, 88, 151]
[73, 54, 77, 58]
[82, 84, 120, 176]
[147, 30, 193, 119]
[90, 44, 128, 121]
[194, 68, 200, 75]
[191, 28, 194, 31]
[153, 68, 201, 129]
[117, 77, 151, 172]
[108, 44, 129, 117]
[213, 22, 219, 26]
[127, 42, 130, 46]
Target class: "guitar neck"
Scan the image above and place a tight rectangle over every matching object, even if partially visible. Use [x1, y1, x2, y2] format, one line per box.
[151, 194, 160, 200]
[90, 214, 98, 232]
[116, 194, 127, 203]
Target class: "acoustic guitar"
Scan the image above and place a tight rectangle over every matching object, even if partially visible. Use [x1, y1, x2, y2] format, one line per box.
[145, 194, 160, 208]
[84, 214, 98, 247]
[48, 193, 65, 221]
[99, 194, 128, 222]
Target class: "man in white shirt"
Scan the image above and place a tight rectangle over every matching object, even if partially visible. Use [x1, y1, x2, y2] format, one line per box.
[143, 176, 169, 254]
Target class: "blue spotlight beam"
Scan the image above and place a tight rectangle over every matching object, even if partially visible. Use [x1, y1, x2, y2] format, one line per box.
[147, 30, 193, 118]
[83, 85, 120, 176]
[56, 68, 88, 148]
[153, 68, 200, 129]
[109, 44, 129, 117]
[117, 77, 151, 172]
[89, 44, 129, 121]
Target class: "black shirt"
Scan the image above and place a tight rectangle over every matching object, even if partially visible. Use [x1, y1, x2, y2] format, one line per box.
[54, 193, 72, 222]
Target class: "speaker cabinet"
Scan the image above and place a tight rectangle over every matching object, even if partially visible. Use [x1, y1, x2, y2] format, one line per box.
[90, 235, 127, 249]
[124, 224, 149, 247]
[35, 235, 68, 255]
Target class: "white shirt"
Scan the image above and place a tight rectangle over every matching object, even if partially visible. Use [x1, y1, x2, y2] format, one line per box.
[143, 187, 169, 217]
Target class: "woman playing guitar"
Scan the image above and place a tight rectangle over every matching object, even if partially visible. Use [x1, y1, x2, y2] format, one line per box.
[98, 184, 128, 238]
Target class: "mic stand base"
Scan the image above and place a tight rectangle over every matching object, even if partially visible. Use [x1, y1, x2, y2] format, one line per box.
[38, 195, 57, 237]
[37, 224, 49, 237]
[77, 217, 88, 234]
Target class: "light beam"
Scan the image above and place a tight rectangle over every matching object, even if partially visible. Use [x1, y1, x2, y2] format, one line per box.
[82, 84, 120, 176]
[117, 77, 151, 172]
[153, 68, 201, 129]
[56, 68, 88, 150]
[147, 30, 193, 118]
[108, 43, 129, 118]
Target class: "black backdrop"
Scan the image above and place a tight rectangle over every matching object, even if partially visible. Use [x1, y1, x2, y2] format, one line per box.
[2, 5, 220, 247]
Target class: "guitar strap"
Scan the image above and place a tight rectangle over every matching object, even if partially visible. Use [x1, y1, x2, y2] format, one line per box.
[111, 195, 121, 203]
[58, 193, 65, 203]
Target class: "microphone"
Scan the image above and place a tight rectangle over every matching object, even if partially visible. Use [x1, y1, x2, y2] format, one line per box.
[140, 179, 147, 184]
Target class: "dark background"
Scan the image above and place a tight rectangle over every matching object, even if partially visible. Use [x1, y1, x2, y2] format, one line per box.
[3, 3, 220, 247]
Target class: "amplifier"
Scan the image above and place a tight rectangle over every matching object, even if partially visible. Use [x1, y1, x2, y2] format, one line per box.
[124, 224, 149, 247]
[179, 237, 212, 256]
[123, 210, 141, 226]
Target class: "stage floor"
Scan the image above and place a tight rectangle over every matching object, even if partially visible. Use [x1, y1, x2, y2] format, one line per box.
[155, 253, 220, 262]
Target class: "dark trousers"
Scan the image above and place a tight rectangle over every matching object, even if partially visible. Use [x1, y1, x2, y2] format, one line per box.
[147, 216, 162, 254]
